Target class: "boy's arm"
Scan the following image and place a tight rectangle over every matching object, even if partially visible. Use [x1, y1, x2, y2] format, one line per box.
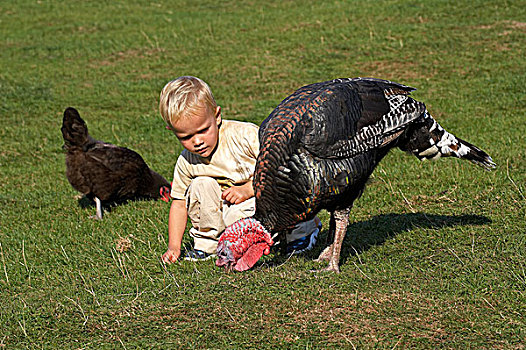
[221, 180, 254, 205]
[162, 199, 188, 263]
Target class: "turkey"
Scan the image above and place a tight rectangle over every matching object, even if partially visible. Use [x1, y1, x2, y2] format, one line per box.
[216, 77, 495, 272]
[61, 107, 171, 219]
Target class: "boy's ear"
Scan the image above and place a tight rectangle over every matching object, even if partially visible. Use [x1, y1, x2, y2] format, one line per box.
[215, 106, 222, 125]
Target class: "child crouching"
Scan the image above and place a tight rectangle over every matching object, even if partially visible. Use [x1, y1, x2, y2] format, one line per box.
[159, 76, 320, 262]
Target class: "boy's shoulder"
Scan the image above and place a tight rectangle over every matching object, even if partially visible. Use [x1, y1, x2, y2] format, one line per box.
[221, 119, 259, 139]
[222, 119, 259, 130]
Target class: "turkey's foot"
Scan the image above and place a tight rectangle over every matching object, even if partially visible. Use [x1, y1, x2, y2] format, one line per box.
[321, 263, 340, 273]
[310, 261, 341, 273]
[314, 245, 333, 262]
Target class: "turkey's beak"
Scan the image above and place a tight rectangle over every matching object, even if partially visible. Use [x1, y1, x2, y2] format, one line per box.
[216, 241, 234, 268]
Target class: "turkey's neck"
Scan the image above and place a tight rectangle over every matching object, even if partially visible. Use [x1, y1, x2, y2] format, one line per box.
[253, 210, 276, 233]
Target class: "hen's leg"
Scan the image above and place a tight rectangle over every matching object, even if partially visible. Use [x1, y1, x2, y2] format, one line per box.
[95, 197, 103, 220]
[315, 212, 336, 262]
[323, 207, 350, 273]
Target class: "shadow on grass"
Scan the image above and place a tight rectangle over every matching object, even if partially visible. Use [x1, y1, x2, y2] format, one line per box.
[269, 213, 491, 268]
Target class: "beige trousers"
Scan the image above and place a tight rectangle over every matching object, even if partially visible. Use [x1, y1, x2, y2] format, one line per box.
[185, 176, 319, 254]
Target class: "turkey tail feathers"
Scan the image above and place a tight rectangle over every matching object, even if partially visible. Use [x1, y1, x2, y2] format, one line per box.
[401, 112, 496, 171]
[456, 138, 496, 171]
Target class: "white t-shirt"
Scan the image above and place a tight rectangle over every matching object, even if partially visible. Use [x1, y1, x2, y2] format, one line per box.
[170, 119, 260, 200]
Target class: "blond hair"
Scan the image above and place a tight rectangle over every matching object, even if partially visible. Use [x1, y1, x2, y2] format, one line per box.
[159, 76, 217, 126]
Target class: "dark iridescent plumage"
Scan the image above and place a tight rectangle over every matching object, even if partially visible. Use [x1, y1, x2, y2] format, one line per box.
[61, 107, 171, 219]
[217, 78, 495, 272]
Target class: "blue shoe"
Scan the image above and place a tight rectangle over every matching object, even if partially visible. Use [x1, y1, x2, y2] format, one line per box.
[287, 221, 321, 255]
[184, 249, 216, 261]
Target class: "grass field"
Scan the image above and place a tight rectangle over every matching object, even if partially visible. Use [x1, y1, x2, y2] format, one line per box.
[1, 0, 525, 348]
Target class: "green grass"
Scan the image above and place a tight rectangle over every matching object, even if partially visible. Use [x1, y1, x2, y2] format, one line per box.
[1, 0, 525, 348]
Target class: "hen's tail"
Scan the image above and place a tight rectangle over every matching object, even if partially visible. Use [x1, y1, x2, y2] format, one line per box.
[61, 107, 90, 148]
[399, 112, 496, 171]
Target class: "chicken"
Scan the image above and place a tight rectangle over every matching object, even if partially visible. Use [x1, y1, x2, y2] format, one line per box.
[61, 107, 171, 219]
[216, 77, 495, 272]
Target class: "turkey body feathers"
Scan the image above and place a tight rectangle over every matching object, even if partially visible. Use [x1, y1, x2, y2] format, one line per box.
[61, 107, 171, 219]
[217, 77, 495, 272]
[255, 78, 423, 232]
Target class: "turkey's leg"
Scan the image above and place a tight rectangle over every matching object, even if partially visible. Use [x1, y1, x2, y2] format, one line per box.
[315, 212, 336, 262]
[323, 207, 350, 273]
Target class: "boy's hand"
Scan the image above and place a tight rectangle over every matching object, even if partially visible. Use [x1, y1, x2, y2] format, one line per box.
[222, 181, 254, 205]
[162, 247, 181, 264]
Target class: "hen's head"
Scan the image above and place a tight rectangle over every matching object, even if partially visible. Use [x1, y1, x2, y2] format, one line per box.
[216, 217, 274, 272]
[159, 185, 171, 202]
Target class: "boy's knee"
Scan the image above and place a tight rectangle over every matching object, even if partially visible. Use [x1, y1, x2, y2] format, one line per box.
[187, 176, 220, 196]
[186, 176, 222, 208]
[191, 176, 218, 189]
[222, 197, 256, 227]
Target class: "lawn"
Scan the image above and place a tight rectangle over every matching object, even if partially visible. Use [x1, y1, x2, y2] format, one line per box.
[0, 0, 524, 348]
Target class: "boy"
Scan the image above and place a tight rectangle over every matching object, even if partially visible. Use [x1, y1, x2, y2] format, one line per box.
[159, 76, 321, 263]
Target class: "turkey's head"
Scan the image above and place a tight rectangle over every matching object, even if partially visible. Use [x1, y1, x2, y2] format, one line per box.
[216, 217, 274, 272]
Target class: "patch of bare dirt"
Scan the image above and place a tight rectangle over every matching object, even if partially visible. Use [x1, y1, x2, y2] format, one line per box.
[473, 20, 526, 35]
[115, 235, 133, 253]
[409, 186, 459, 207]
[357, 60, 433, 82]
[89, 48, 164, 68]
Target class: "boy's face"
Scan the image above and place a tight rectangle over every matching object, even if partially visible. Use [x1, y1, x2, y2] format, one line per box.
[170, 105, 221, 158]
